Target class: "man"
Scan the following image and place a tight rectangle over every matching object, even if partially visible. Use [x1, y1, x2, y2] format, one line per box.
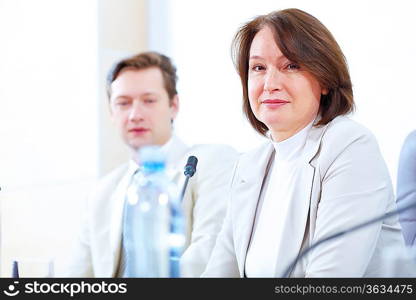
[63, 52, 238, 277]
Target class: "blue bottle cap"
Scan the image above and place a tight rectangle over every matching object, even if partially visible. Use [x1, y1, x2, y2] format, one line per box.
[138, 146, 166, 173]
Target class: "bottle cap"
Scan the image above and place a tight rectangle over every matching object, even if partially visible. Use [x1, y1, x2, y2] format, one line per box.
[138, 146, 166, 173]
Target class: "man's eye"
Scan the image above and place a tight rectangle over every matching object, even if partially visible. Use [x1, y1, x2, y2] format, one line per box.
[144, 99, 156, 103]
[116, 102, 128, 106]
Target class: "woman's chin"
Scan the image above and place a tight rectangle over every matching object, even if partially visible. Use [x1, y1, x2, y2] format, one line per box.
[262, 118, 288, 132]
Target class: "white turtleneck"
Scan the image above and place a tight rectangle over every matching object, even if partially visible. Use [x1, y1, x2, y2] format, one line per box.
[245, 121, 313, 277]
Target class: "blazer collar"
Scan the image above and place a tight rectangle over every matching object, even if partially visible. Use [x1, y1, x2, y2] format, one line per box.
[303, 122, 329, 165]
[238, 121, 328, 183]
[235, 121, 330, 277]
[233, 143, 274, 276]
[238, 142, 275, 185]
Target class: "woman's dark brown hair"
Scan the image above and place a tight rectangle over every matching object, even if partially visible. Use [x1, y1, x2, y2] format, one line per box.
[232, 8, 354, 136]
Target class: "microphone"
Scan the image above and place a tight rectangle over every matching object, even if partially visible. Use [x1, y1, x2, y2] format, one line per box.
[184, 156, 198, 177]
[282, 198, 416, 277]
[179, 156, 198, 202]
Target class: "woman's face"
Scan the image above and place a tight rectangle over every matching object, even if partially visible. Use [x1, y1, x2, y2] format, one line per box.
[248, 26, 327, 141]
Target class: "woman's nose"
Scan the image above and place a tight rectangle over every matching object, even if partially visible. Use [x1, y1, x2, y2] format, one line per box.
[263, 68, 283, 92]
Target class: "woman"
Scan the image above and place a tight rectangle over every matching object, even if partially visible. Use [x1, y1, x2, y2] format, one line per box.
[203, 8, 415, 277]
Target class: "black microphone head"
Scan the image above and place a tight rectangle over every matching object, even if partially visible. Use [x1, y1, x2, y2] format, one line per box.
[184, 156, 198, 177]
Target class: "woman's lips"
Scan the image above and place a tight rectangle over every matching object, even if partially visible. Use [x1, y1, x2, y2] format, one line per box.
[261, 99, 290, 108]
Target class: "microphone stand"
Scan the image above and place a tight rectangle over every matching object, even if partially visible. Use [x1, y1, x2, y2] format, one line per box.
[12, 260, 19, 278]
[282, 199, 416, 277]
[179, 176, 191, 203]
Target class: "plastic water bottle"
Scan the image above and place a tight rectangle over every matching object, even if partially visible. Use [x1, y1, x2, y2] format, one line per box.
[124, 145, 185, 277]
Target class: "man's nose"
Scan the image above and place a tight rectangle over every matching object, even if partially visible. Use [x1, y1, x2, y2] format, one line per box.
[128, 100, 144, 122]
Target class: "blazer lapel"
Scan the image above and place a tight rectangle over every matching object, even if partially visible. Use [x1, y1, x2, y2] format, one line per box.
[109, 166, 135, 276]
[232, 142, 275, 276]
[273, 162, 315, 277]
[274, 123, 329, 277]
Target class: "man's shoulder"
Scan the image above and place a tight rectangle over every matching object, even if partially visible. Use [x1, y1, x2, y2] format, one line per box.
[187, 144, 239, 164]
[187, 143, 238, 156]
[88, 163, 129, 200]
[101, 163, 129, 182]
[183, 144, 239, 176]
[402, 130, 416, 152]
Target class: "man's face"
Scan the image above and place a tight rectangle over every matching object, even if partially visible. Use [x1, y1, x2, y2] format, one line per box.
[109, 67, 178, 151]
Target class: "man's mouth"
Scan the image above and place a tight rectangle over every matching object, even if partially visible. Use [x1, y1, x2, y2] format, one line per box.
[128, 128, 150, 133]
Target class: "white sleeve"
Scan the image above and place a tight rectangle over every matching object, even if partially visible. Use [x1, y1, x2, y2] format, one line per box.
[305, 131, 393, 277]
[201, 191, 240, 277]
[180, 145, 238, 277]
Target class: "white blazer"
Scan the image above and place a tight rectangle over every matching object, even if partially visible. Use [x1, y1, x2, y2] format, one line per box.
[61, 137, 238, 277]
[203, 116, 416, 277]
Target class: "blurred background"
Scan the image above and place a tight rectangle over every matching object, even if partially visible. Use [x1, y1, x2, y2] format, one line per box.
[1, 0, 416, 276]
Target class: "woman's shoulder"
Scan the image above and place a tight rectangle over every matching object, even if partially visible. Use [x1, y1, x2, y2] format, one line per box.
[317, 116, 382, 165]
[325, 116, 374, 139]
[321, 116, 378, 148]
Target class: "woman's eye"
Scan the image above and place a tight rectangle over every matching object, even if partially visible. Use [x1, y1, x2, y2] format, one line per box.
[251, 65, 265, 71]
[286, 63, 300, 70]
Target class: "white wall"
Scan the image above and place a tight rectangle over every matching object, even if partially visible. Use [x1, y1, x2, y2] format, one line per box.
[0, 0, 99, 191]
[0, 0, 99, 276]
[97, 0, 148, 176]
[152, 0, 416, 188]
[0, 0, 149, 277]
